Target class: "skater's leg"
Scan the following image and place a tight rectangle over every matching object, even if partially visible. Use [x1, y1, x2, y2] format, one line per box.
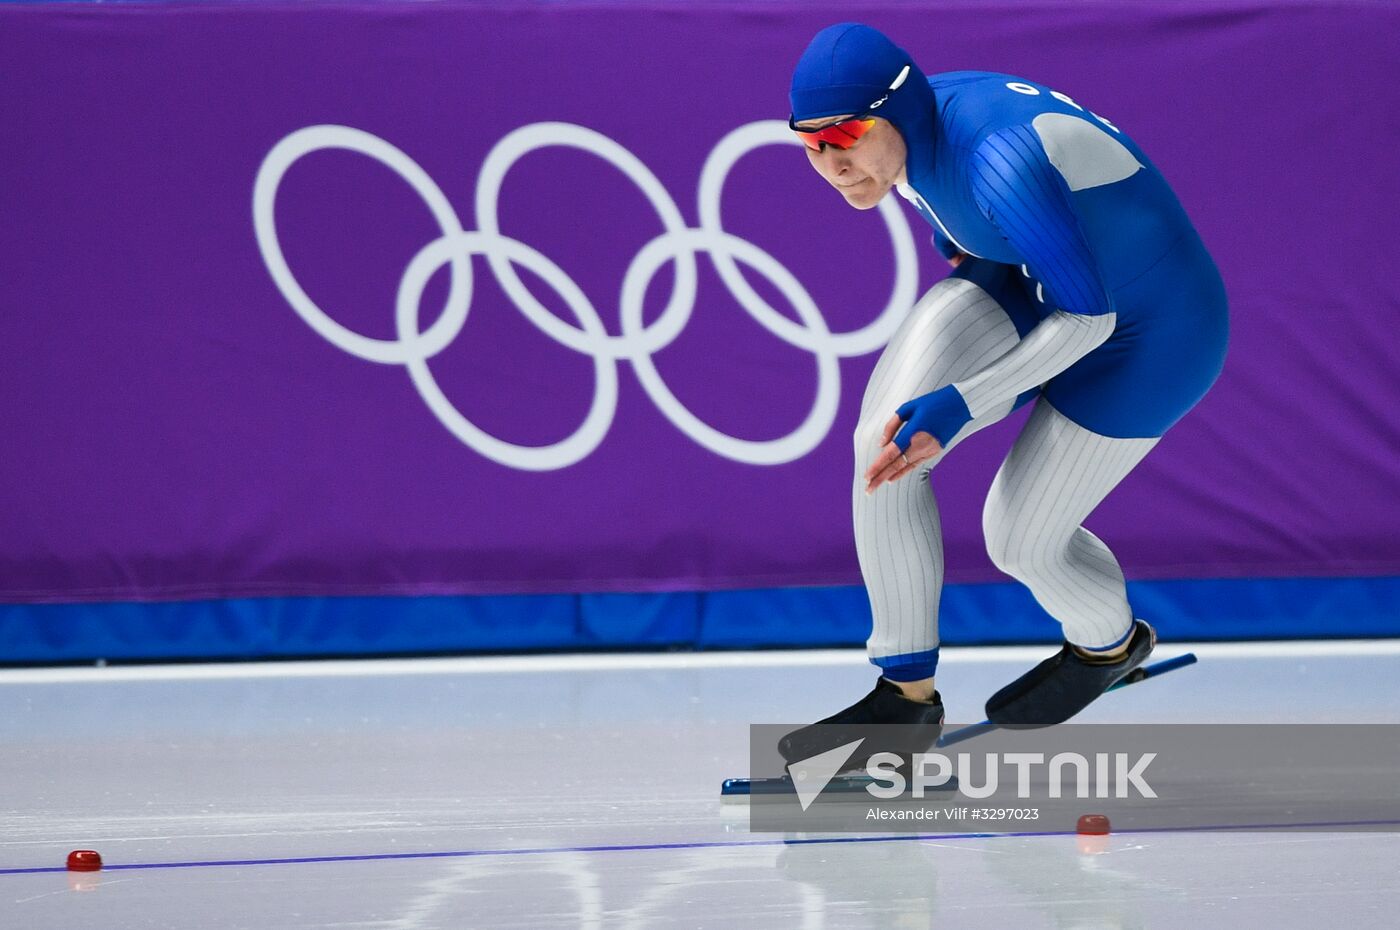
[854, 270, 1030, 692]
[982, 397, 1158, 650]
[781, 263, 1036, 766]
[981, 397, 1160, 724]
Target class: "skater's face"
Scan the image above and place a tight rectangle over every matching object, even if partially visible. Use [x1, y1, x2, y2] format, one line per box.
[794, 115, 907, 210]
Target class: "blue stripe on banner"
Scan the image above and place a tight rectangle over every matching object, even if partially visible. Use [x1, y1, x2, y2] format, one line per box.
[1, 577, 1398, 664]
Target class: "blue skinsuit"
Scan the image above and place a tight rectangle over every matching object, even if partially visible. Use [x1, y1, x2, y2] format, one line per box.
[901, 70, 1228, 439]
[788, 24, 1226, 681]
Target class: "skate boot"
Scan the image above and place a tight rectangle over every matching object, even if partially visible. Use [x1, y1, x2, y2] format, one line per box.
[778, 678, 944, 773]
[985, 619, 1156, 726]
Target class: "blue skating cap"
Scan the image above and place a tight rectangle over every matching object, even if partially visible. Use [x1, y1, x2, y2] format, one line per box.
[789, 23, 933, 130]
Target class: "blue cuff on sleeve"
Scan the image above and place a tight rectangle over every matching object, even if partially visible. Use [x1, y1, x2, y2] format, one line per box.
[893, 385, 973, 450]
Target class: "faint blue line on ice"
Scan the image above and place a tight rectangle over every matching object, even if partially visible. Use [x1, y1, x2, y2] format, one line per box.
[5, 818, 1400, 877]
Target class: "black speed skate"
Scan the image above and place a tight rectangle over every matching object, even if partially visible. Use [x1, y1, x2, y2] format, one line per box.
[778, 678, 944, 773]
[985, 619, 1156, 726]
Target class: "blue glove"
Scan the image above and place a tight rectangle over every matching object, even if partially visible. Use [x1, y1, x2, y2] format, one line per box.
[893, 385, 973, 451]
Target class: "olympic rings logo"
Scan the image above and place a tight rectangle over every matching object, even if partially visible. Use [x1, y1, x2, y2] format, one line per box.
[252, 122, 920, 470]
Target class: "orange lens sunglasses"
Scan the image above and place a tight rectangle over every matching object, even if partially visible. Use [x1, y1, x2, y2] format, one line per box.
[793, 118, 877, 152]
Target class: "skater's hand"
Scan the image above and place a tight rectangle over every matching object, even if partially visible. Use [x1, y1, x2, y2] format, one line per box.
[864, 385, 972, 493]
[864, 413, 943, 493]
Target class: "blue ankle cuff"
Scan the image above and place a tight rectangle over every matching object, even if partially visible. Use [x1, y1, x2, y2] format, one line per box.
[872, 647, 940, 681]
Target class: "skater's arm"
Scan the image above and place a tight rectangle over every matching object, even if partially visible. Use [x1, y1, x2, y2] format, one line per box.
[865, 125, 1121, 492]
[862, 311, 1111, 492]
[968, 125, 1115, 318]
[952, 308, 1114, 419]
[954, 124, 1122, 418]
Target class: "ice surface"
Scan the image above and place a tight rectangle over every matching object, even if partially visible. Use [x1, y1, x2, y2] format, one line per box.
[3, 642, 1399, 928]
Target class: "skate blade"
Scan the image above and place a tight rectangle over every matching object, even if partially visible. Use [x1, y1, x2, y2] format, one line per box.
[719, 773, 960, 805]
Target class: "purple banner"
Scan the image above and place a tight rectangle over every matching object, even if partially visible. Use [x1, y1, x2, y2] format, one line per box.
[1, 1, 1397, 602]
